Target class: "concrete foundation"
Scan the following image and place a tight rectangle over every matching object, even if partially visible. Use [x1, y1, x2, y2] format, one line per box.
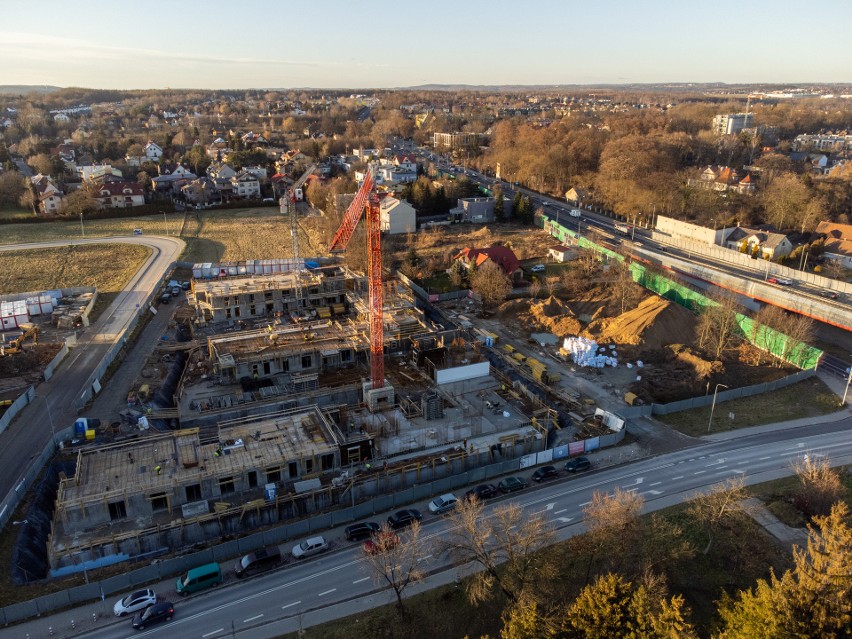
[363, 379, 395, 412]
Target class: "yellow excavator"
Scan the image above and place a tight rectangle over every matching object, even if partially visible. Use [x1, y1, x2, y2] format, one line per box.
[2, 323, 39, 355]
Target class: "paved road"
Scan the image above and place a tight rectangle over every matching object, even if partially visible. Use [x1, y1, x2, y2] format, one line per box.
[9, 414, 852, 638]
[0, 236, 184, 525]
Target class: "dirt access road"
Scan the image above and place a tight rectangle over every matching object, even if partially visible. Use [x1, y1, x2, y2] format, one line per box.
[0, 235, 184, 527]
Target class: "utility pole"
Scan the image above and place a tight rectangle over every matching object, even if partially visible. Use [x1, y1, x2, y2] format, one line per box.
[842, 367, 852, 407]
[707, 383, 729, 433]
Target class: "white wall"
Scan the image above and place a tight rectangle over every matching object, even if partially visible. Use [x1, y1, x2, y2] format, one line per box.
[655, 215, 719, 245]
[435, 361, 490, 385]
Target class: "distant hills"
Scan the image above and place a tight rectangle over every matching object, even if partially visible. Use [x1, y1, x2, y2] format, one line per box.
[0, 85, 62, 95]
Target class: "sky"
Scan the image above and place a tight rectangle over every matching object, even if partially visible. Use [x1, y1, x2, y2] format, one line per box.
[1, 0, 850, 90]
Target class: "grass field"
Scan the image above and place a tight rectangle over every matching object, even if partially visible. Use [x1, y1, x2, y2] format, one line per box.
[0, 244, 151, 322]
[657, 377, 841, 437]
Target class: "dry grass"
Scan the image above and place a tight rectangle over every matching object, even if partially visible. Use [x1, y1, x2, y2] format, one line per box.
[0, 244, 150, 321]
[0, 213, 182, 245]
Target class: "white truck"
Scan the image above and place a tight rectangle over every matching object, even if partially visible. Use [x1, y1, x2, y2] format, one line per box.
[569, 209, 582, 218]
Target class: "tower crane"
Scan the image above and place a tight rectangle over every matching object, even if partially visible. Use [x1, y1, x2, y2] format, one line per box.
[329, 170, 385, 394]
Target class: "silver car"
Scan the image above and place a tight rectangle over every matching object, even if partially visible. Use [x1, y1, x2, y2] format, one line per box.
[113, 588, 157, 617]
[291, 536, 329, 559]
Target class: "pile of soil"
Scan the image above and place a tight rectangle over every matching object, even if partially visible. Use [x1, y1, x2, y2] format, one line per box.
[583, 296, 697, 351]
[496, 296, 583, 338]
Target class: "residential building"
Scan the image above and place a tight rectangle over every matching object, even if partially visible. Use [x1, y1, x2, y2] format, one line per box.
[231, 170, 261, 199]
[712, 113, 753, 136]
[206, 162, 237, 180]
[792, 133, 851, 152]
[379, 197, 417, 235]
[206, 138, 231, 160]
[79, 165, 123, 181]
[180, 178, 219, 205]
[688, 165, 754, 194]
[723, 226, 794, 260]
[453, 245, 522, 281]
[392, 155, 418, 172]
[564, 187, 590, 205]
[450, 197, 496, 223]
[816, 221, 852, 269]
[89, 181, 145, 209]
[144, 141, 163, 161]
[548, 244, 576, 263]
[30, 174, 65, 215]
[432, 132, 485, 150]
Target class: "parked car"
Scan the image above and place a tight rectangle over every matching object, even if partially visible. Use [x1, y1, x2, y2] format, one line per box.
[234, 545, 281, 578]
[429, 494, 458, 515]
[531, 466, 559, 483]
[387, 509, 422, 529]
[159, 293, 171, 305]
[175, 562, 222, 596]
[530, 264, 546, 273]
[292, 536, 329, 559]
[345, 521, 381, 542]
[820, 290, 839, 300]
[465, 484, 498, 501]
[171, 286, 181, 296]
[132, 601, 174, 630]
[498, 476, 528, 494]
[114, 588, 157, 617]
[362, 531, 400, 555]
[181, 281, 191, 290]
[564, 456, 592, 473]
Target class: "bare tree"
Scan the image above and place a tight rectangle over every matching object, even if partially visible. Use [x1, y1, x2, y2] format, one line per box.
[544, 275, 560, 299]
[686, 476, 748, 554]
[695, 292, 741, 359]
[529, 278, 542, 301]
[362, 522, 429, 614]
[581, 488, 644, 583]
[792, 454, 845, 518]
[470, 261, 512, 307]
[441, 498, 556, 605]
[607, 261, 643, 315]
[751, 305, 814, 367]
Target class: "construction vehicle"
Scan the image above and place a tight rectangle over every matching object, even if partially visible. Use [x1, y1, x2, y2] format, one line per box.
[1, 323, 39, 355]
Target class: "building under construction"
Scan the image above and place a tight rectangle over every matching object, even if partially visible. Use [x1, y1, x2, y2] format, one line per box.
[49, 405, 373, 570]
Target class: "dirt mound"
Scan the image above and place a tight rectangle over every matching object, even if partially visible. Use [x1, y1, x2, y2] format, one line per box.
[496, 298, 531, 318]
[584, 296, 697, 351]
[527, 296, 582, 337]
[469, 226, 494, 240]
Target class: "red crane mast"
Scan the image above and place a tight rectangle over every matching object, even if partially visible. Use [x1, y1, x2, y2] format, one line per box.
[329, 171, 384, 391]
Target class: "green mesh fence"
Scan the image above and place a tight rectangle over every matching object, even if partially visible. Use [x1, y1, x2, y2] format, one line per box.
[548, 220, 823, 369]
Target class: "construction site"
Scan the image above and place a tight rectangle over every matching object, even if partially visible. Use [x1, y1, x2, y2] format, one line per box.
[43, 177, 617, 573]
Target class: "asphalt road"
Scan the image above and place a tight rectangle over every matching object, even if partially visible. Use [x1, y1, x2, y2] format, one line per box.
[12, 415, 852, 639]
[0, 235, 184, 524]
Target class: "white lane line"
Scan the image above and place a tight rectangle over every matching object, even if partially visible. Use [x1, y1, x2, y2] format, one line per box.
[243, 614, 263, 623]
[554, 509, 567, 515]
[759, 456, 772, 460]
[694, 470, 706, 475]
[418, 554, 433, 562]
[282, 601, 301, 610]
[649, 482, 662, 487]
[579, 501, 591, 507]
[672, 476, 684, 480]
[353, 577, 370, 584]
[318, 588, 337, 597]
[202, 629, 224, 638]
[715, 465, 728, 469]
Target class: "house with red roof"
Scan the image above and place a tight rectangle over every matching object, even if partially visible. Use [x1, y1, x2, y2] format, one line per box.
[453, 245, 522, 281]
[816, 221, 852, 270]
[89, 181, 145, 209]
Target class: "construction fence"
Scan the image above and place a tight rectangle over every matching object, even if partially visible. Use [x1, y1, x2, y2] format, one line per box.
[619, 369, 816, 419]
[0, 428, 623, 626]
[0, 385, 34, 437]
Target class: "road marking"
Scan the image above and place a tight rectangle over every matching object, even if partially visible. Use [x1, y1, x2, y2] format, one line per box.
[556, 516, 573, 523]
[759, 456, 772, 460]
[554, 508, 567, 515]
[672, 476, 684, 480]
[544, 502, 555, 511]
[318, 589, 336, 597]
[644, 490, 663, 495]
[715, 465, 727, 469]
[649, 482, 662, 487]
[418, 554, 433, 562]
[353, 577, 370, 584]
[243, 614, 263, 623]
[282, 601, 301, 609]
[579, 501, 591, 507]
[202, 629, 224, 638]
[694, 470, 706, 475]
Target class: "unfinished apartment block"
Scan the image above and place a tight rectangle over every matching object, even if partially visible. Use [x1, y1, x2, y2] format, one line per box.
[189, 265, 349, 325]
[51, 406, 360, 550]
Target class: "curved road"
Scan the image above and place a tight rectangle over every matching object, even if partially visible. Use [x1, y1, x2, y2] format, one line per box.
[0, 235, 184, 525]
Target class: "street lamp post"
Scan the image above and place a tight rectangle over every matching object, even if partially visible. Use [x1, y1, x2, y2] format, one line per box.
[79, 212, 84, 238]
[161, 210, 167, 235]
[707, 383, 729, 433]
[842, 367, 852, 407]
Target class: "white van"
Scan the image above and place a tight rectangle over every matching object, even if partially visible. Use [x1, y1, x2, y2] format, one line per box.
[569, 209, 582, 218]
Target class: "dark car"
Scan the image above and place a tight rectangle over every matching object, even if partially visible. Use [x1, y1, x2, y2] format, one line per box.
[820, 290, 839, 300]
[132, 601, 174, 630]
[564, 456, 592, 473]
[234, 545, 281, 578]
[362, 531, 400, 555]
[498, 476, 528, 494]
[465, 484, 498, 501]
[387, 509, 422, 530]
[531, 466, 559, 483]
[159, 293, 171, 305]
[345, 521, 381, 542]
